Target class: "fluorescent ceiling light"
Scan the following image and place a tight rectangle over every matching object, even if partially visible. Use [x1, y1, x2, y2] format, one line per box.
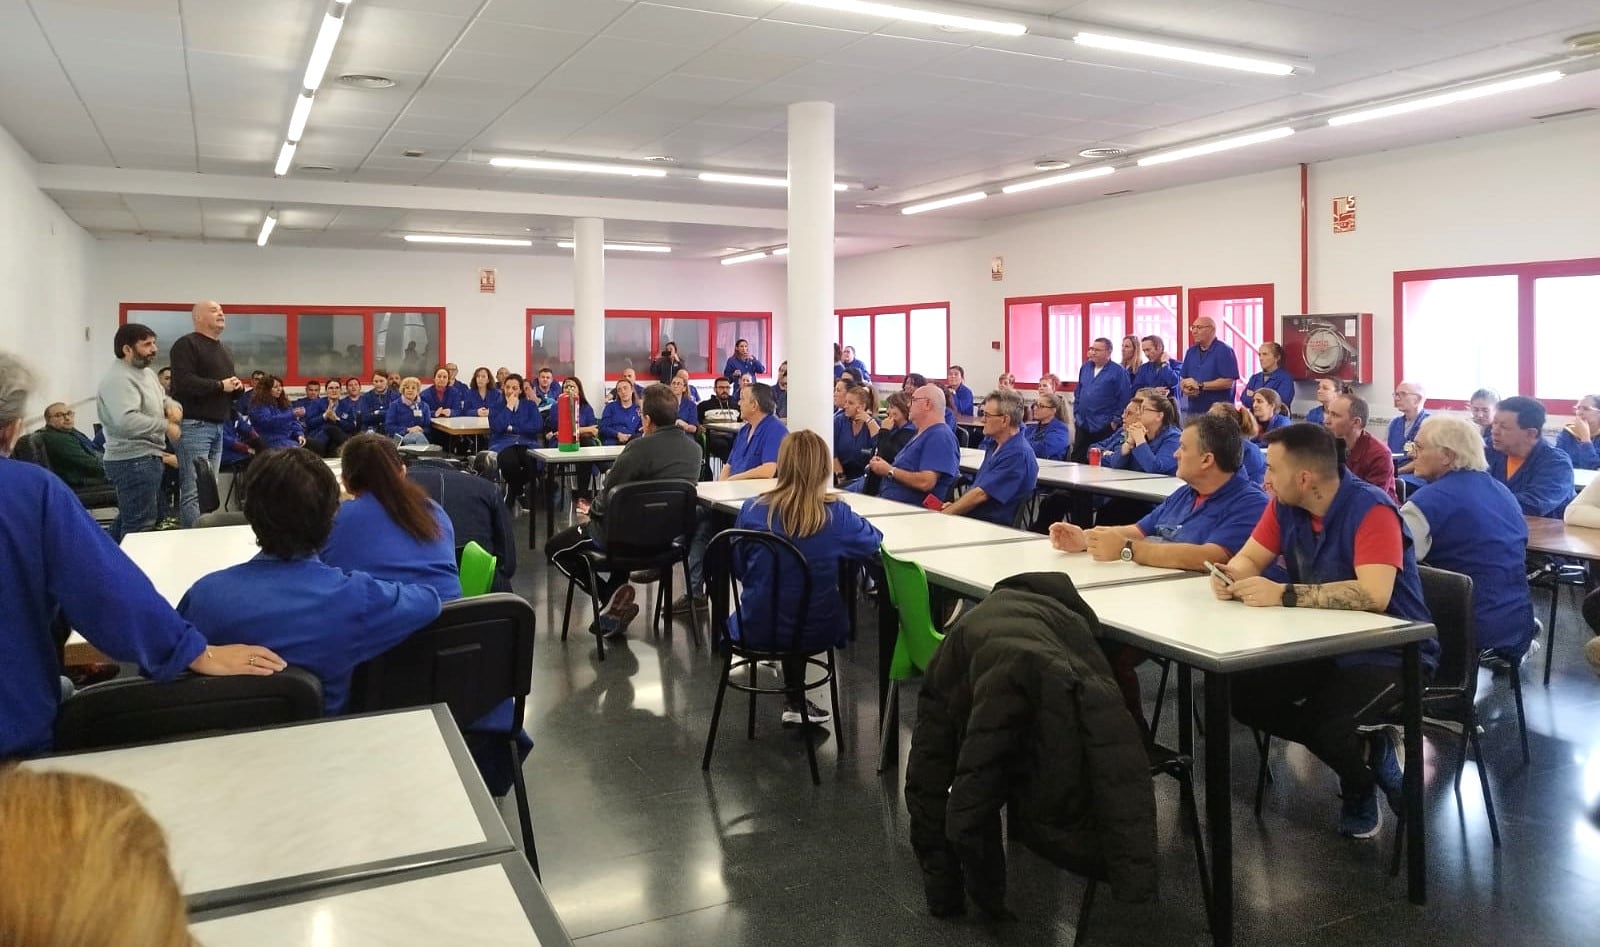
[255, 213, 277, 248]
[274, 141, 297, 177]
[1136, 126, 1294, 167]
[1327, 71, 1564, 126]
[782, 0, 1025, 35]
[302, 12, 346, 92]
[1001, 165, 1115, 194]
[403, 235, 533, 247]
[286, 93, 315, 143]
[720, 250, 770, 265]
[770, 246, 790, 255]
[698, 171, 849, 191]
[901, 190, 987, 215]
[555, 241, 672, 253]
[490, 156, 668, 177]
[1074, 32, 1295, 76]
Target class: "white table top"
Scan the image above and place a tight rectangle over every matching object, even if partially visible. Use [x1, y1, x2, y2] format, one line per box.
[834, 491, 930, 518]
[1072, 475, 1186, 502]
[958, 445, 1069, 472]
[121, 523, 258, 607]
[190, 854, 568, 947]
[432, 416, 489, 433]
[24, 707, 512, 910]
[870, 510, 1040, 553]
[1577, 468, 1595, 488]
[1037, 463, 1172, 486]
[903, 538, 1185, 598]
[1078, 575, 1436, 673]
[695, 480, 926, 518]
[530, 444, 626, 462]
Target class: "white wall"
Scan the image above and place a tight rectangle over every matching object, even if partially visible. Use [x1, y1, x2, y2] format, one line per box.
[0, 125, 97, 422]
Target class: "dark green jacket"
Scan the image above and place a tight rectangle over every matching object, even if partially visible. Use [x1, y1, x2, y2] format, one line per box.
[36, 426, 107, 489]
[905, 572, 1157, 916]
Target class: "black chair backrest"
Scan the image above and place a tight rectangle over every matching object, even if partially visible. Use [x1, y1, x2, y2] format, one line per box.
[195, 510, 248, 529]
[13, 433, 51, 470]
[1417, 565, 1476, 698]
[704, 527, 812, 655]
[595, 479, 698, 561]
[346, 593, 534, 731]
[193, 456, 220, 514]
[53, 667, 324, 752]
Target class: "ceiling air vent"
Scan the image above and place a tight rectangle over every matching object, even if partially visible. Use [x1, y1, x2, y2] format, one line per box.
[1078, 147, 1126, 159]
[1531, 106, 1596, 122]
[298, 164, 338, 174]
[1102, 189, 1134, 197]
[336, 74, 396, 89]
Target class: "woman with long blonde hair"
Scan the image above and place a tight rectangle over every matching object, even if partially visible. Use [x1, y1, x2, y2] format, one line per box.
[730, 430, 882, 726]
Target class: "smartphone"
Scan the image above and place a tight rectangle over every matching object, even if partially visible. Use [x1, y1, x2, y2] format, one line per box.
[1205, 560, 1235, 586]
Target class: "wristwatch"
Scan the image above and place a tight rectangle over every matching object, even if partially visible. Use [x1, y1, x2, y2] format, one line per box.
[1282, 584, 1298, 608]
[1119, 540, 1135, 562]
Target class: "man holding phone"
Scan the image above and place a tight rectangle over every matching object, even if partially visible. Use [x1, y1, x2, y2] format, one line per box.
[1210, 422, 1435, 841]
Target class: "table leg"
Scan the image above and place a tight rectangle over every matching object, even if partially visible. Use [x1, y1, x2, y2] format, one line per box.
[1178, 664, 1194, 758]
[1204, 670, 1233, 946]
[1403, 641, 1427, 905]
[545, 468, 560, 542]
[877, 585, 900, 758]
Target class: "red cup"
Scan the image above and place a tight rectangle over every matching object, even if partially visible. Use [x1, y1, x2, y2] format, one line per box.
[1088, 447, 1102, 466]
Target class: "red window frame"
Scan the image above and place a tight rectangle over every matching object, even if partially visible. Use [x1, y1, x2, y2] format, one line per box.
[524, 308, 773, 381]
[1003, 287, 1182, 390]
[1394, 256, 1600, 412]
[834, 301, 952, 385]
[117, 303, 445, 387]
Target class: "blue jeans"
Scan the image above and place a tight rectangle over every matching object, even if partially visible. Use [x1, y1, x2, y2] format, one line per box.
[177, 419, 223, 528]
[104, 455, 164, 542]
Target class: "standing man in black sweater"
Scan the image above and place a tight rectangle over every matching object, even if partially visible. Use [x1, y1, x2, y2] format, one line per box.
[168, 300, 243, 527]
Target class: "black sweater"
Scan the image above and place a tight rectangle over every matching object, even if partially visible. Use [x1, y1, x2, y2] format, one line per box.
[168, 332, 238, 422]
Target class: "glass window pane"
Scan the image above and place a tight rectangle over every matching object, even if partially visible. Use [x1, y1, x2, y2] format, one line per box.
[908, 306, 949, 380]
[1006, 302, 1042, 382]
[294, 314, 364, 382]
[125, 309, 197, 374]
[1534, 275, 1600, 401]
[1133, 294, 1179, 354]
[374, 311, 440, 381]
[218, 313, 288, 380]
[528, 313, 574, 378]
[603, 316, 652, 377]
[660, 317, 711, 376]
[1400, 276, 1517, 400]
[1048, 303, 1083, 383]
[840, 315, 872, 372]
[714, 317, 769, 376]
[874, 312, 907, 378]
[1088, 300, 1126, 357]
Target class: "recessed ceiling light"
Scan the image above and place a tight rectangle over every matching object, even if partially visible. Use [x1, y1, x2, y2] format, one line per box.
[337, 74, 396, 89]
[643, 155, 676, 163]
[901, 190, 988, 215]
[403, 235, 533, 247]
[554, 241, 672, 253]
[489, 156, 668, 177]
[1033, 158, 1070, 171]
[1078, 147, 1126, 159]
[854, 202, 885, 209]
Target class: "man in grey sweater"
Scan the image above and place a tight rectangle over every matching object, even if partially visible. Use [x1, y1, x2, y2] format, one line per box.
[97, 323, 181, 541]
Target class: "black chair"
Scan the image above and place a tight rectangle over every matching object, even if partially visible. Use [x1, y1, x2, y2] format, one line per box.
[53, 667, 324, 751]
[13, 432, 120, 511]
[558, 480, 700, 660]
[194, 510, 248, 528]
[1532, 558, 1590, 686]
[193, 456, 221, 515]
[346, 593, 540, 875]
[700, 528, 842, 786]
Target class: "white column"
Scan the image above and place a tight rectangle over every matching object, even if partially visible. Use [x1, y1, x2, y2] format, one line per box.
[786, 101, 835, 445]
[572, 217, 605, 389]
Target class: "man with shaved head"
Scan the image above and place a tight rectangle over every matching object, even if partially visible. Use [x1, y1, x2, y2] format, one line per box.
[1179, 315, 1239, 419]
[870, 384, 961, 507]
[168, 300, 243, 527]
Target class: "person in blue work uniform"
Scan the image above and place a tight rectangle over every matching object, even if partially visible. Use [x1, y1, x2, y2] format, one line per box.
[1026, 391, 1071, 461]
[1400, 416, 1538, 661]
[838, 344, 872, 385]
[833, 385, 880, 485]
[732, 430, 883, 726]
[871, 384, 961, 507]
[322, 433, 461, 602]
[1468, 387, 1498, 448]
[420, 366, 463, 420]
[1105, 389, 1181, 476]
[1072, 337, 1133, 463]
[179, 447, 442, 716]
[529, 367, 560, 409]
[599, 378, 643, 445]
[1489, 396, 1575, 517]
[1209, 403, 1265, 485]
[1556, 394, 1600, 471]
[1388, 380, 1431, 493]
[670, 374, 701, 435]
[1304, 378, 1344, 427]
[461, 366, 504, 417]
[1215, 422, 1435, 840]
[1051, 413, 1269, 733]
[331, 377, 362, 440]
[1249, 389, 1292, 444]
[294, 379, 348, 458]
[1241, 341, 1295, 412]
[385, 376, 431, 446]
[862, 391, 916, 496]
[444, 363, 472, 406]
[248, 376, 305, 449]
[355, 373, 391, 433]
[0, 352, 285, 760]
[1179, 315, 1240, 418]
[1132, 334, 1182, 403]
[942, 388, 1037, 526]
[945, 365, 974, 417]
[723, 338, 766, 400]
[488, 374, 544, 511]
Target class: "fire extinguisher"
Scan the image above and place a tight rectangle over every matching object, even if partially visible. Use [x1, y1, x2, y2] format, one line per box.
[557, 391, 578, 452]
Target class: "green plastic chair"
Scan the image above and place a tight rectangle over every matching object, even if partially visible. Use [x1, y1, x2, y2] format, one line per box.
[877, 546, 946, 771]
[459, 541, 498, 598]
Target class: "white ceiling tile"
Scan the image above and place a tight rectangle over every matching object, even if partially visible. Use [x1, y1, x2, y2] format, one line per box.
[602, 3, 755, 47]
[450, 20, 591, 62]
[481, 0, 634, 32]
[183, 0, 322, 60]
[539, 37, 702, 94]
[714, 18, 865, 58]
[33, 0, 183, 48]
[675, 47, 807, 83]
[640, 73, 756, 107]
[818, 34, 964, 71]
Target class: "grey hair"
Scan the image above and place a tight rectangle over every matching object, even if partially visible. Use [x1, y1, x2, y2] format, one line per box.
[0, 352, 37, 453]
[1419, 415, 1487, 473]
[986, 388, 1025, 428]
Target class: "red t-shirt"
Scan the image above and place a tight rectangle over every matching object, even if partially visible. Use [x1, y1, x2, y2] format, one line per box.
[1250, 498, 1404, 570]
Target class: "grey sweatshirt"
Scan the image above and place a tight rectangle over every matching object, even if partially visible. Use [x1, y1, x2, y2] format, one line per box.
[96, 360, 175, 461]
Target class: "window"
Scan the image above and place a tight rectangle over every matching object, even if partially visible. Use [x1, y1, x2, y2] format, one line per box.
[834, 302, 950, 383]
[1395, 257, 1600, 410]
[1188, 285, 1273, 396]
[1004, 288, 1180, 389]
[117, 304, 439, 385]
[524, 309, 773, 381]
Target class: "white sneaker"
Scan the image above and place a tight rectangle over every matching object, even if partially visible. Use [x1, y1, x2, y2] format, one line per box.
[781, 700, 831, 726]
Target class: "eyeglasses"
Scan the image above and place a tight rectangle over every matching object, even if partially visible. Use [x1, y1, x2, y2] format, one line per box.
[1190, 323, 1212, 331]
[911, 396, 933, 406]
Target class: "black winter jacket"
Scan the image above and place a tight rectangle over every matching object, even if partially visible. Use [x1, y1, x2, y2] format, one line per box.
[905, 572, 1157, 917]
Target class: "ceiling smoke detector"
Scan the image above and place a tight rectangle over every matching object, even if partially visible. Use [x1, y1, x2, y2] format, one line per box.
[337, 74, 396, 89]
[1078, 147, 1126, 159]
[1033, 158, 1070, 171]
